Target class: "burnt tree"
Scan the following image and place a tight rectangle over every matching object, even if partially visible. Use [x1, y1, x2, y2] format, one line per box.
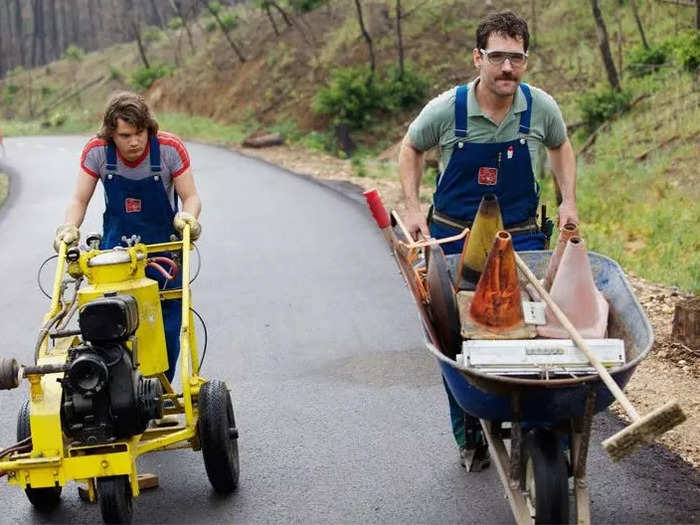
[590, 0, 620, 91]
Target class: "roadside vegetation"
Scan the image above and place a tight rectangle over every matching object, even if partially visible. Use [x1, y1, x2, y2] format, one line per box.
[0, 0, 698, 292]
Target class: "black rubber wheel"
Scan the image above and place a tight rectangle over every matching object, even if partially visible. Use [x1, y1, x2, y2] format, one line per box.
[198, 380, 240, 493]
[97, 475, 133, 524]
[16, 400, 62, 512]
[521, 428, 570, 524]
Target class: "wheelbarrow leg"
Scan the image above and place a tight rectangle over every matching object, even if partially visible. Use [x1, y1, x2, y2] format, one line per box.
[570, 390, 595, 525]
[480, 418, 534, 525]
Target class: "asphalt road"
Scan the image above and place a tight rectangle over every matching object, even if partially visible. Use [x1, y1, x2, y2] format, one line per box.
[0, 136, 698, 524]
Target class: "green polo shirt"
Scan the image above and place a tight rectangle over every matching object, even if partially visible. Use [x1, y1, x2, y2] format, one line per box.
[407, 79, 567, 178]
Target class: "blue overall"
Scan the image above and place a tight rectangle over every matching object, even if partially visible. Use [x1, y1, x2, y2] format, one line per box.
[103, 137, 182, 382]
[430, 83, 547, 256]
[430, 84, 547, 449]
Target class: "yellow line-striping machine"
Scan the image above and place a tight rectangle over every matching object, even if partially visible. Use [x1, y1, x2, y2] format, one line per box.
[0, 224, 239, 523]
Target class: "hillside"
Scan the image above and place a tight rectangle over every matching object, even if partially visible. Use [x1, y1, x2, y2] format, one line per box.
[0, 0, 698, 292]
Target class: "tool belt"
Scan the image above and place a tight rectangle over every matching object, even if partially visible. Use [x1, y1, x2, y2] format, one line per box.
[429, 208, 540, 235]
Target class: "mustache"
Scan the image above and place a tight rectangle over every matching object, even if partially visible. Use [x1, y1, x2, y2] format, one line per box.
[496, 74, 516, 80]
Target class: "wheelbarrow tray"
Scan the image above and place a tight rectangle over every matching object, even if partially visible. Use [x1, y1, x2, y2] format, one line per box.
[422, 250, 654, 424]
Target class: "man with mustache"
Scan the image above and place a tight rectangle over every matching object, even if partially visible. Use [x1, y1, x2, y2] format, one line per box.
[55, 91, 202, 388]
[398, 11, 577, 470]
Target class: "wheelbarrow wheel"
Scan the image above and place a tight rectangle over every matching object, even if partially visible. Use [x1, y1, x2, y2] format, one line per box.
[198, 379, 240, 493]
[521, 428, 569, 524]
[97, 475, 133, 524]
[16, 399, 62, 512]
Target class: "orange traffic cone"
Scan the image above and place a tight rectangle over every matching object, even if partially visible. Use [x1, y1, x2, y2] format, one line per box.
[458, 231, 536, 339]
[542, 222, 579, 291]
[456, 193, 504, 289]
[537, 237, 609, 339]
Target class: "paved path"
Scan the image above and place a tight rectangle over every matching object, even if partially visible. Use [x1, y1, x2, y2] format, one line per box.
[0, 136, 697, 524]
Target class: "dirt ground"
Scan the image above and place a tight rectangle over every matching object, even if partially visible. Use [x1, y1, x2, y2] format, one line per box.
[234, 142, 700, 469]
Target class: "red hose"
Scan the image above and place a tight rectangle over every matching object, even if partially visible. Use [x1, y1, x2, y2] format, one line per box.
[147, 256, 179, 281]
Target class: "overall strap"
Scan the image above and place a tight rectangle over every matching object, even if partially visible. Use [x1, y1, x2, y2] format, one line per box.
[149, 136, 162, 173]
[518, 83, 533, 135]
[454, 85, 468, 138]
[105, 142, 118, 172]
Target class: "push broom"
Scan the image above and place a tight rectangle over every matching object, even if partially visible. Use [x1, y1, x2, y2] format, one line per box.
[513, 252, 687, 461]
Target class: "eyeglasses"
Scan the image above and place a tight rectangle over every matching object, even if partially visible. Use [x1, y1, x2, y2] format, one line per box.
[479, 49, 528, 68]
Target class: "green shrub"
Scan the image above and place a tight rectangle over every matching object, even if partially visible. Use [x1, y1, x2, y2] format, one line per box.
[4, 83, 20, 104]
[62, 44, 84, 61]
[287, 0, 326, 12]
[577, 88, 633, 132]
[205, 19, 218, 32]
[130, 64, 175, 90]
[143, 26, 163, 44]
[673, 31, 700, 72]
[109, 65, 123, 81]
[314, 66, 382, 129]
[40, 84, 57, 98]
[168, 17, 183, 30]
[626, 44, 668, 77]
[314, 63, 429, 130]
[379, 64, 429, 111]
[219, 12, 240, 32]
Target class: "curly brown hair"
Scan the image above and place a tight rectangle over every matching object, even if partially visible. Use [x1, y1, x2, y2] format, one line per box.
[97, 91, 159, 141]
[476, 11, 529, 52]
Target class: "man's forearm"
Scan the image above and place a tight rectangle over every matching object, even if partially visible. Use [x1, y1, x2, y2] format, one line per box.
[398, 136, 425, 212]
[64, 198, 89, 228]
[181, 195, 202, 218]
[549, 140, 576, 204]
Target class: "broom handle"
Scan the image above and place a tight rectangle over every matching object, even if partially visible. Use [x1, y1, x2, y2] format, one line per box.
[513, 252, 641, 422]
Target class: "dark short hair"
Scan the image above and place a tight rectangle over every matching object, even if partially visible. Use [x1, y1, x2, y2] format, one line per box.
[476, 11, 529, 52]
[98, 91, 159, 141]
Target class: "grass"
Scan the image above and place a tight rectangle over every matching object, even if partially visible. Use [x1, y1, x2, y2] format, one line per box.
[0, 172, 8, 208]
[155, 113, 248, 145]
[0, 115, 95, 136]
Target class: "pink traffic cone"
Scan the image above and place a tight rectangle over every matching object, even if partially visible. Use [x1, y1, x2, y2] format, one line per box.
[542, 222, 579, 291]
[537, 237, 609, 339]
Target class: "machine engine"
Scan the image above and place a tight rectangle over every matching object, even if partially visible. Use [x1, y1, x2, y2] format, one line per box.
[61, 294, 163, 444]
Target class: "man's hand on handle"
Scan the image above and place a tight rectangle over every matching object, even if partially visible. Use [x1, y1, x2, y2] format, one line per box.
[53, 223, 79, 253]
[173, 211, 201, 240]
[557, 200, 579, 228]
[404, 209, 430, 241]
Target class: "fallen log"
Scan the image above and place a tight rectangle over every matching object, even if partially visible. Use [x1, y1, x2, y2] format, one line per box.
[242, 132, 285, 148]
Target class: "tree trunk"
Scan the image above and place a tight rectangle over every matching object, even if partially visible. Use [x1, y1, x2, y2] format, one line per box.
[169, 0, 195, 53]
[615, 1, 623, 82]
[87, 0, 98, 49]
[15, 0, 25, 66]
[48, 0, 59, 60]
[69, 0, 79, 47]
[149, 0, 163, 27]
[396, 0, 404, 79]
[270, 1, 293, 27]
[672, 297, 700, 349]
[628, 0, 649, 49]
[530, 0, 537, 48]
[590, 0, 620, 91]
[134, 23, 151, 68]
[264, 5, 280, 37]
[354, 0, 375, 82]
[208, 7, 246, 63]
[0, 4, 5, 77]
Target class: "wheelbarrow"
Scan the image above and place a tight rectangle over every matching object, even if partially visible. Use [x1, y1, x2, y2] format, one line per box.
[362, 189, 684, 524]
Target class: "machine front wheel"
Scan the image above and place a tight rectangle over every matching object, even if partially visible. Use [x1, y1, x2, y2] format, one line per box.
[521, 428, 569, 524]
[198, 379, 240, 493]
[16, 400, 62, 512]
[97, 475, 133, 524]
